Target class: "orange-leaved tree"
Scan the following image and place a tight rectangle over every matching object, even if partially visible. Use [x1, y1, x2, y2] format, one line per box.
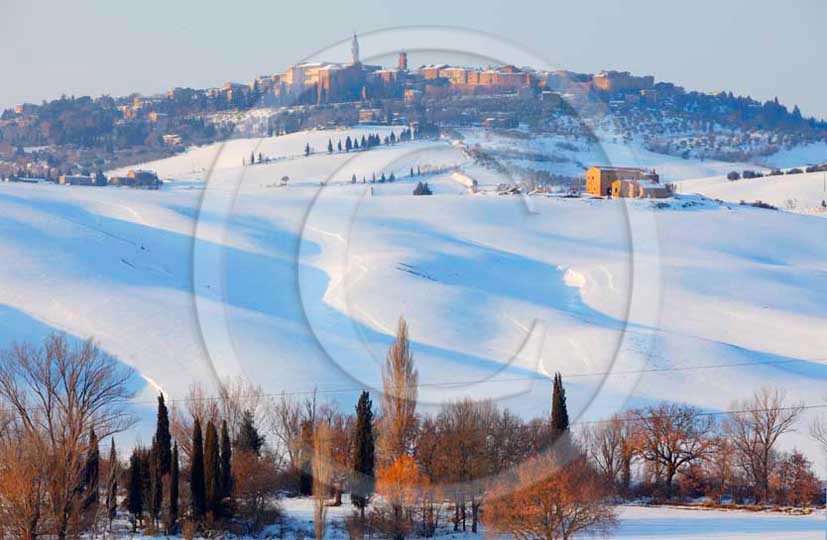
[484, 454, 617, 540]
[376, 455, 427, 540]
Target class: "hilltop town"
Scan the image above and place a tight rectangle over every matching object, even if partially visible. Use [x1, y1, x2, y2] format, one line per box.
[2, 34, 826, 182]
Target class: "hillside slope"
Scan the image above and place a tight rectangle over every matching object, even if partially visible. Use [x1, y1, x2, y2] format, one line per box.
[1, 129, 825, 456]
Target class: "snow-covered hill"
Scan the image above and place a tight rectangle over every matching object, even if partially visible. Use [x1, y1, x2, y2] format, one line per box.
[1, 129, 826, 459]
[677, 169, 827, 216]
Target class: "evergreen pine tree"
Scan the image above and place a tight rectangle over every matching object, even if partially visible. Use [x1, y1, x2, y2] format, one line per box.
[220, 420, 233, 500]
[166, 442, 180, 535]
[127, 449, 144, 531]
[550, 372, 570, 437]
[204, 420, 222, 516]
[149, 444, 163, 525]
[351, 391, 375, 519]
[190, 419, 206, 519]
[235, 410, 264, 456]
[105, 440, 118, 530]
[338, 140, 343, 152]
[410, 167, 414, 178]
[154, 394, 172, 476]
[81, 428, 100, 512]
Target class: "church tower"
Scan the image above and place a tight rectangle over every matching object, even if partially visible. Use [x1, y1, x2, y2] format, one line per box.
[351, 33, 360, 65]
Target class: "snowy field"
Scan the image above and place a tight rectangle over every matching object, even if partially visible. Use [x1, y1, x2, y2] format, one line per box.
[677, 170, 827, 216]
[1, 128, 826, 468]
[275, 497, 827, 540]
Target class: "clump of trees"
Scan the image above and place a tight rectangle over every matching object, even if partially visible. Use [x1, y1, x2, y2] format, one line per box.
[413, 181, 433, 195]
[580, 388, 813, 507]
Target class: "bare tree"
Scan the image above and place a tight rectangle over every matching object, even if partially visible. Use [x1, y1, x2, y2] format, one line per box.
[436, 399, 495, 533]
[313, 422, 332, 540]
[580, 414, 627, 491]
[633, 403, 713, 499]
[378, 318, 418, 466]
[269, 393, 303, 472]
[0, 334, 135, 540]
[808, 408, 827, 460]
[171, 377, 263, 463]
[0, 431, 46, 540]
[725, 388, 803, 503]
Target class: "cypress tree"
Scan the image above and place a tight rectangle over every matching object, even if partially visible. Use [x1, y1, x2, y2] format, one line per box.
[220, 420, 233, 500]
[351, 391, 375, 519]
[328, 139, 333, 154]
[149, 443, 163, 525]
[127, 449, 144, 531]
[235, 410, 264, 456]
[204, 420, 222, 516]
[81, 428, 100, 512]
[154, 394, 172, 476]
[550, 372, 570, 437]
[190, 419, 206, 519]
[105, 440, 118, 529]
[166, 442, 180, 535]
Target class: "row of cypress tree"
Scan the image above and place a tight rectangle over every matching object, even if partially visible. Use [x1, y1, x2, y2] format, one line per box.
[125, 396, 267, 533]
[118, 375, 566, 533]
[126, 395, 181, 533]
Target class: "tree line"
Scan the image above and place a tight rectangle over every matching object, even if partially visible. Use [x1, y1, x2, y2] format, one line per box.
[0, 330, 821, 540]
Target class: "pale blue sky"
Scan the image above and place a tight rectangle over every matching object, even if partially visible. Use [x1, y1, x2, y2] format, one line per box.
[3, 0, 825, 118]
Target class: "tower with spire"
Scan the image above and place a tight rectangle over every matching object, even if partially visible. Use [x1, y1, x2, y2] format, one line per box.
[351, 32, 360, 65]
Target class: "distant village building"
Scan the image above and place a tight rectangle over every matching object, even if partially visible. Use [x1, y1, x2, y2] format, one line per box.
[162, 134, 183, 147]
[611, 178, 671, 199]
[358, 108, 385, 124]
[592, 71, 654, 93]
[58, 175, 94, 186]
[109, 169, 161, 189]
[586, 166, 665, 197]
[404, 89, 423, 105]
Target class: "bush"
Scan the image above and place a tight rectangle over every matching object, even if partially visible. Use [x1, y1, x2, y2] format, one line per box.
[740, 200, 777, 210]
[727, 171, 740, 181]
[787, 168, 803, 175]
[413, 182, 433, 196]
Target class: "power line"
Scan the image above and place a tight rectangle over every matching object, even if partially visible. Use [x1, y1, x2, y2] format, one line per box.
[122, 354, 827, 407]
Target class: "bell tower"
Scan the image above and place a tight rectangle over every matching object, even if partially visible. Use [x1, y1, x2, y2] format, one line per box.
[351, 33, 360, 65]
